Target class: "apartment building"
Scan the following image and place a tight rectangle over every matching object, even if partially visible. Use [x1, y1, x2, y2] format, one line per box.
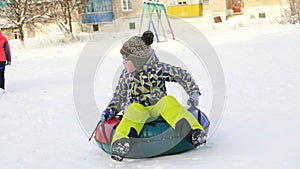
[0, 0, 289, 38]
[81, 0, 287, 31]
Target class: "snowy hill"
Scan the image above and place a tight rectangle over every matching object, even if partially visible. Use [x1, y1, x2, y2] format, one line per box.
[1, 17, 300, 169]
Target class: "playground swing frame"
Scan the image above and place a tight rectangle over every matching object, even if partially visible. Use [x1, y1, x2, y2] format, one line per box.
[139, 1, 175, 42]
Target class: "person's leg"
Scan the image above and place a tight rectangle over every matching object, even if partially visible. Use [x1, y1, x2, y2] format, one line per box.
[111, 103, 150, 161]
[151, 95, 206, 147]
[111, 103, 150, 143]
[151, 95, 204, 131]
[0, 62, 5, 90]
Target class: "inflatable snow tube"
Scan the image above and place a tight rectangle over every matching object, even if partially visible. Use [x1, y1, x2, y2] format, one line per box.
[94, 107, 210, 158]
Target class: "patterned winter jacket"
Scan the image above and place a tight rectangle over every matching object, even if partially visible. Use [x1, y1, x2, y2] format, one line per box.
[106, 50, 200, 114]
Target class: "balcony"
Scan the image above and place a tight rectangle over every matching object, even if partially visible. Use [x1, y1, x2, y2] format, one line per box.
[81, 12, 113, 24]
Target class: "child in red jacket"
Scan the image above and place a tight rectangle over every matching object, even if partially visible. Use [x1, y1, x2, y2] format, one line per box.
[0, 31, 11, 92]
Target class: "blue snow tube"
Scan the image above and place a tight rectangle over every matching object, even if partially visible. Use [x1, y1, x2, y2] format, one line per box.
[94, 107, 210, 158]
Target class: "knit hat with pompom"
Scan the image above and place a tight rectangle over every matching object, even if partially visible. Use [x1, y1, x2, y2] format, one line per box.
[120, 31, 154, 70]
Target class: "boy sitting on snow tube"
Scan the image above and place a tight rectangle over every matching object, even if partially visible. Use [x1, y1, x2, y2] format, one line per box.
[100, 31, 207, 161]
[95, 107, 210, 159]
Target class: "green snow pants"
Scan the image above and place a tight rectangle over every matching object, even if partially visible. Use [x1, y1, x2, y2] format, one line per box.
[111, 95, 204, 145]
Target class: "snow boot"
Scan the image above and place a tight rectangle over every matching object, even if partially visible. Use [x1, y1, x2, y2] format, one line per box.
[111, 138, 131, 162]
[191, 129, 207, 148]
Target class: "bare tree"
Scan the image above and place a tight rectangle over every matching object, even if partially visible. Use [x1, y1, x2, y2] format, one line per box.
[289, 0, 300, 23]
[281, 0, 300, 24]
[0, 0, 53, 47]
[50, 0, 83, 38]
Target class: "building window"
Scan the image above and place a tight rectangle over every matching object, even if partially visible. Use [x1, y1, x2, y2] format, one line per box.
[93, 24, 99, 31]
[82, 0, 112, 13]
[122, 0, 132, 11]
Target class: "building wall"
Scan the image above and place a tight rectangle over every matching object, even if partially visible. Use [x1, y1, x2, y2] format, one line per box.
[167, 4, 203, 17]
[204, 0, 286, 9]
[112, 0, 144, 20]
[245, 0, 287, 7]
[203, 0, 226, 11]
[203, 0, 226, 19]
[199, 0, 287, 22]
[242, 0, 288, 18]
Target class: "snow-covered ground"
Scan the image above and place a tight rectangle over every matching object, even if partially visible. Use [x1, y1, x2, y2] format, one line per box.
[1, 17, 300, 169]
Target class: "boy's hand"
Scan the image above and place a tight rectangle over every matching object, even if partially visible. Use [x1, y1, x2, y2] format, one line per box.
[187, 93, 200, 107]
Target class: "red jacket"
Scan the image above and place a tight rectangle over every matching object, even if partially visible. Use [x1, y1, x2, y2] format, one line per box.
[0, 32, 11, 62]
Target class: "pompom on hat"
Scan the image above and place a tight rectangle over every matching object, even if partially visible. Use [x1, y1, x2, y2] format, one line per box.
[120, 31, 154, 70]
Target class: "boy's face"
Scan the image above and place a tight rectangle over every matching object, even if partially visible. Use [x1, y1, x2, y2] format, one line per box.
[123, 55, 136, 73]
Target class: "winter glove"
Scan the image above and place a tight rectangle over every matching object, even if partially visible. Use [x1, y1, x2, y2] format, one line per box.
[187, 93, 200, 107]
[100, 109, 115, 122]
